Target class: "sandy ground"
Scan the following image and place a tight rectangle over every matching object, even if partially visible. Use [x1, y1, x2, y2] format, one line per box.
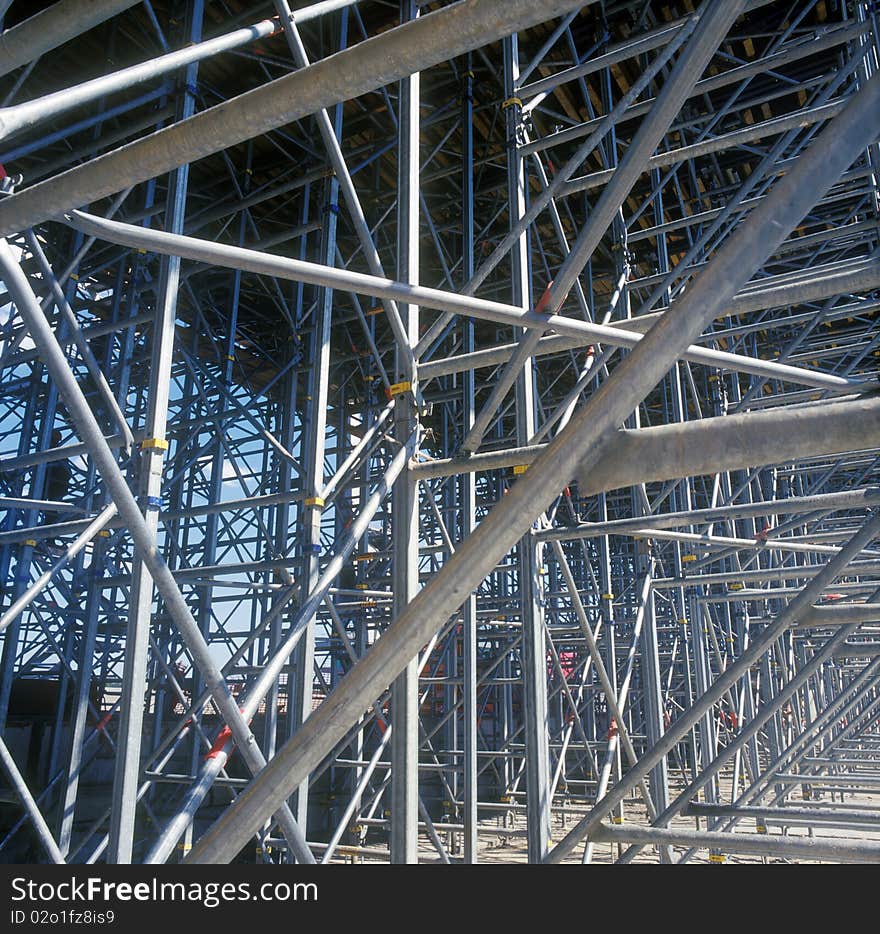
[329, 779, 880, 864]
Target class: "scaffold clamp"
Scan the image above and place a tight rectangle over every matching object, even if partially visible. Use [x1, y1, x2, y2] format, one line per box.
[387, 381, 412, 398]
[141, 437, 169, 452]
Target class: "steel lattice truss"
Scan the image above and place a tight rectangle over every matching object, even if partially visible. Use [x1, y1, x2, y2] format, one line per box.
[0, 0, 878, 865]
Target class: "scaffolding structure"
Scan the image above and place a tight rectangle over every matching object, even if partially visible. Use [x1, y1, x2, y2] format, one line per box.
[0, 0, 878, 865]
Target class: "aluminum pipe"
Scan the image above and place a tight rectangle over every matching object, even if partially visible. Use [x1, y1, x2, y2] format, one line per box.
[0, 0, 141, 79]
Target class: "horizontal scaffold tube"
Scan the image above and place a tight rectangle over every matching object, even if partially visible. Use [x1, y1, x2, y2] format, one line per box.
[714, 605, 880, 628]
[536, 488, 880, 537]
[683, 802, 880, 825]
[0, 0, 588, 235]
[61, 210, 865, 394]
[654, 560, 880, 588]
[411, 396, 880, 489]
[797, 604, 880, 626]
[543, 525, 867, 557]
[576, 395, 880, 495]
[0, 17, 281, 141]
[418, 257, 880, 379]
[833, 644, 880, 657]
[589, 823, 880, 862]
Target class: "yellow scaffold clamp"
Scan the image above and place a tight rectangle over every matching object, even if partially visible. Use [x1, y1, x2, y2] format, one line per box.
[387, 381, 411, 398]
[141, 437, 170, 452]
